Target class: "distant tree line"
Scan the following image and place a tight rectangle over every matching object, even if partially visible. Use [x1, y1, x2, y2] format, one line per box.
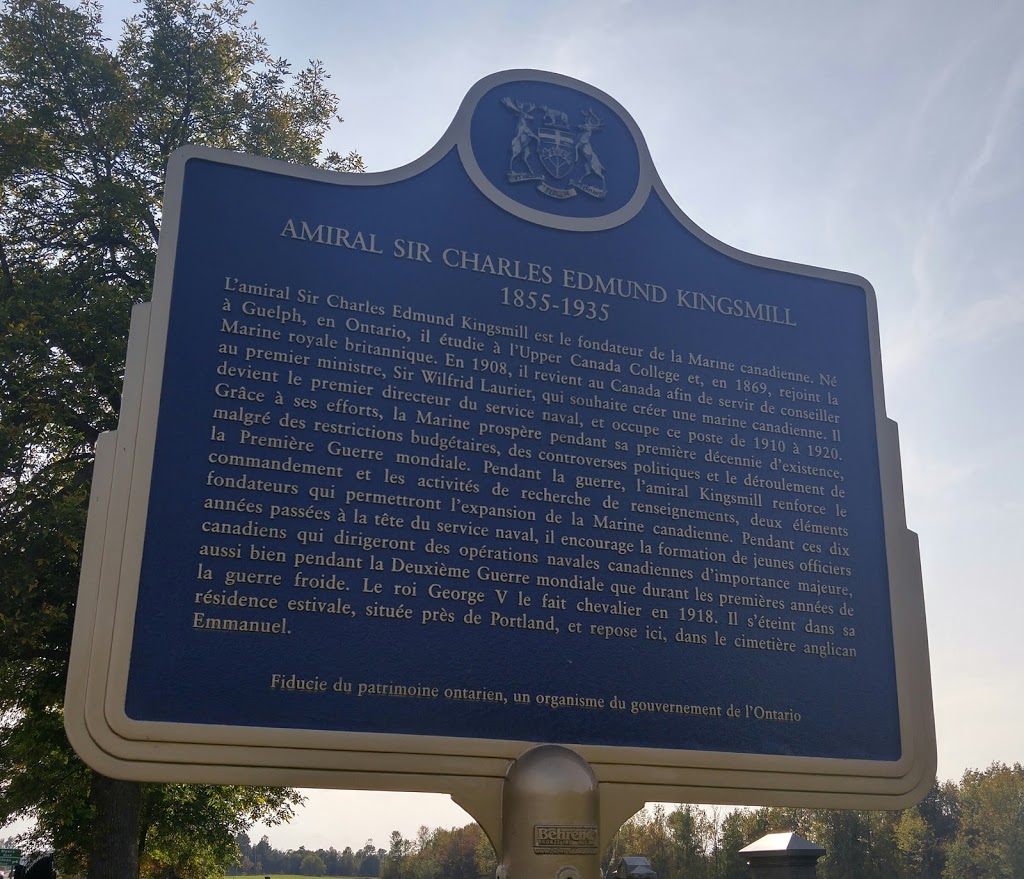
[227, 763, 1023, 879]
[229, 824, 492, 879]
[229, 834, 377, 877]
[609, 763, 1022, 879]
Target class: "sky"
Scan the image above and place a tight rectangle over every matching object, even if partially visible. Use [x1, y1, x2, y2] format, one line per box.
[26, 0, 1024, 856]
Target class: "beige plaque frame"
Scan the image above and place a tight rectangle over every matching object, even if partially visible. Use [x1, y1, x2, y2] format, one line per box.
[65, 70, 936, 847]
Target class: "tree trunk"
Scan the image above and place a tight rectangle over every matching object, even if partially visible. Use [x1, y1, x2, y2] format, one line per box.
[87, 772, 142, 879]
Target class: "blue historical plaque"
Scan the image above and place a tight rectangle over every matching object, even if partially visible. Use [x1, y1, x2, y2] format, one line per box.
[66, 70, 934, 810]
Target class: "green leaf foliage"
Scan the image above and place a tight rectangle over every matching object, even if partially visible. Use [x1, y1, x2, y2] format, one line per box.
[353, 825, 491, 879]
[138, 784, 304, 879]
[943, 763, 1024, 879]
[0, 0, 359, 876]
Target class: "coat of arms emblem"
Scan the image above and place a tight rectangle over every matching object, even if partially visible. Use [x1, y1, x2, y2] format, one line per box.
[501, 97, 607, 200]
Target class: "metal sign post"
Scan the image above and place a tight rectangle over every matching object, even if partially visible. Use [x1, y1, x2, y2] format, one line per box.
[500, 746, 601, 879]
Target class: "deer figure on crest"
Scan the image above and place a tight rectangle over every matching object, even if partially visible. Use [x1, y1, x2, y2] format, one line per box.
[575, 109, 606, 191]
[501, 98, 539, 175]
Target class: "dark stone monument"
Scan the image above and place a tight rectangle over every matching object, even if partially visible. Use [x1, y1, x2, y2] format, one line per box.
[22, 858, 55, 879]
[740, 831, 824, 879]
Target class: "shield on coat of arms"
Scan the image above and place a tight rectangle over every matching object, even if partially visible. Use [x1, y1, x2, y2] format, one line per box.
[538, 127, 576, 179]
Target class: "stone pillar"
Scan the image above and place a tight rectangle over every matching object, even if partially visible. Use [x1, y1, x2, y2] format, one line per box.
[739, 831, 824, 879]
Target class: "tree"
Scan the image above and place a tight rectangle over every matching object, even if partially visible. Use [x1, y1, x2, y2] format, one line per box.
[667, 804, 715, 879]
[910, 780, 961, 879]
[381, 830, 411, 879]
[321, 847, 344, 877]
[400, 824, 490, 879]
[897, 806, 935, 878]
[944, 763, 1024, 879]
[809, 809, 872, 879]
[604, 807, 676, 879]
[0, 0, 360, 876]
[473, 825, 497, 879]
[716, 809, 754, 879]
[253, 835, 275, 874]
[137, 784, 302, 879]
[338, 845, 356, 877]
[300, 852, 327, 877]
[227, 832, 255, 875]
[354, 841, 381, 877]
